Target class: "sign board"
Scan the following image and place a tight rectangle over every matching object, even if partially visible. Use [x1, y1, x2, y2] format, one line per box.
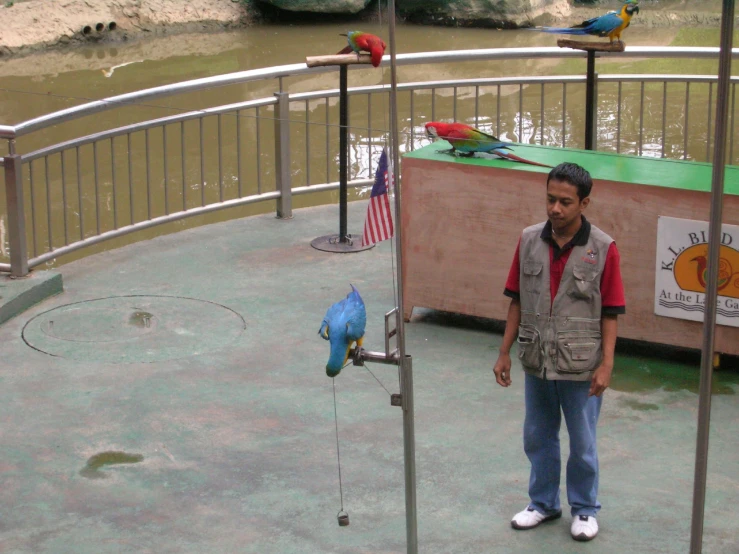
[655, 216, 739, 327]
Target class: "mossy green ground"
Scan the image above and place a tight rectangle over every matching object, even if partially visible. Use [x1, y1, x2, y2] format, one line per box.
[0, 202, 737, 553]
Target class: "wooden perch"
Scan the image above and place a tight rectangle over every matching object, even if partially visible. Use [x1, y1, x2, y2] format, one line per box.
[556, 39, 625, 53]
[305, 53, 373, 68]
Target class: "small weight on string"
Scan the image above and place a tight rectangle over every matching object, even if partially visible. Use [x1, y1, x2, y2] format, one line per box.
[337, 510, 350, 526]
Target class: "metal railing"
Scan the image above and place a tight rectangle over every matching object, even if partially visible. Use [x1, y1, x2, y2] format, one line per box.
[2, 46, 738, 276]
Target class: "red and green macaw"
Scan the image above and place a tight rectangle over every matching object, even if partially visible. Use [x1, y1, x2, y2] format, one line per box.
[425, 122, 552, 167]
[337, 31, 386, 68]
[531, 0, 640, 44]
[319, 285, 367, 377]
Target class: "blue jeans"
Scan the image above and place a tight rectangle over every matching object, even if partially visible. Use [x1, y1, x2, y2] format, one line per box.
[524, 373, 602, 517]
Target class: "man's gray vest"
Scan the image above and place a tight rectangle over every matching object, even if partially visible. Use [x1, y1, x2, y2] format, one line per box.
[517, 221, 614, 381]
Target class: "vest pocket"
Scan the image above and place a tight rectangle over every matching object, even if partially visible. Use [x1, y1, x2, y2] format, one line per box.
[517, 324, 542, 369]
[522, 262, 543, 294]
[569, 264, 599, 300]
[555, 330, 602, 374]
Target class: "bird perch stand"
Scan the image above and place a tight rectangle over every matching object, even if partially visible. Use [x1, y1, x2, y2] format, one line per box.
[305, 53, 373, 68]
[308, 53, 376, 253]
[556, 39, 626, 53]
[557, 39, 625, 151]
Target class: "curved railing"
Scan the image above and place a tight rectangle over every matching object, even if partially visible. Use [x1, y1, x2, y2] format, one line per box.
[2, 46, 738, 275]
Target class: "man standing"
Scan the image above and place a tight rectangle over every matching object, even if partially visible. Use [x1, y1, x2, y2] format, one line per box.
[493, 162, 625, 542]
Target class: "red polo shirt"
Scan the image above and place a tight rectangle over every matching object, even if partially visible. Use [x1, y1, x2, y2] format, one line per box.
[503, 218, 626, 315]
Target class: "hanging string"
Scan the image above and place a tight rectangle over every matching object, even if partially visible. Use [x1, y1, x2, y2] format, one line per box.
[363, 362, 393, 397]
[332, 377, 345, 514]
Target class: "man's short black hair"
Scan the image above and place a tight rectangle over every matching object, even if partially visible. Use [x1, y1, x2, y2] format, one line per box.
[547, 162, 593, 201]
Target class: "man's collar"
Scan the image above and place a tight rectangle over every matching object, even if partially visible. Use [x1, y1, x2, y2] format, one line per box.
[541, 215, 590, 247]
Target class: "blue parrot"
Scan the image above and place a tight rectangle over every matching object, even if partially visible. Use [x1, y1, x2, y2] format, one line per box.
[319, 284, 367, 377]
[531, 0, 640, 44]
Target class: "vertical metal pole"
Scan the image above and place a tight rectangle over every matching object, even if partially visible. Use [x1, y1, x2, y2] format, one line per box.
[638, 81, 645, 156]
[339, 65, 349, 242]
[585, 50, 597, 150]
[236, 109, 243, 197]
[690, 2, 734, 553]
[616, 81, 622, 153]
[199, 119, 205, 207]
[274, 92, 292, 219]
[4, 151, 29, 277]
[388, 1, 418, 552]
[163, 126, 169, 215]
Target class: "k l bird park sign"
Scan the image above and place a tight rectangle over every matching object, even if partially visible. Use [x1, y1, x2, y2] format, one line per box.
[655, 216, 739, 327]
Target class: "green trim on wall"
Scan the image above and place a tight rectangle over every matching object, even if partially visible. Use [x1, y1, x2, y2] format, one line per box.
[405, 142, 739, 196]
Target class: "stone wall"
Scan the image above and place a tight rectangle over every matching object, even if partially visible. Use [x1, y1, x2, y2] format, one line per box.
[258, 0, 567, 23]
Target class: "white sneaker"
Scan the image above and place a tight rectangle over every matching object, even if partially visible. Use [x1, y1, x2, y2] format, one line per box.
[511, 506, 562, 530]
[571, 515, 599, 541]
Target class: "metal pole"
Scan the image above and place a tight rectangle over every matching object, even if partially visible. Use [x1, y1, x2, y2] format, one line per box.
[4, 150, 29, 277]
[388, 1, 418, 552]
[310, 65, 371, 253]
[585, 50, 596, 150]
[689, 2, 735, 552]
[274, 92, 292, 219]
[339, 65, 349, 242]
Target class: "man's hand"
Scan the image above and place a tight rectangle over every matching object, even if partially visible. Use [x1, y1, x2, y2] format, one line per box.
[589, 363, 613, 396]
[494, 352, 513, 387]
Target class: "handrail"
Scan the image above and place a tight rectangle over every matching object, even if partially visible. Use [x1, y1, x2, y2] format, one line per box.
[290, 75, 589, 102]
[10, 63, 321, 138]
[3, 46, 737, 138]
[4, 45, 739, 275]
[25, 179, 372, 269]
[21, 97, 278, 163]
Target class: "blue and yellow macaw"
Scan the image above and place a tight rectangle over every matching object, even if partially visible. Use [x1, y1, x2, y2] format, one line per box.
[319, 285, 366, 377]
[532, 0, 640, 44]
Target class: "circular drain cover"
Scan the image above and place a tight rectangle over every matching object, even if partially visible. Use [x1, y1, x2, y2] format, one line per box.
[23, 295, 246, 363]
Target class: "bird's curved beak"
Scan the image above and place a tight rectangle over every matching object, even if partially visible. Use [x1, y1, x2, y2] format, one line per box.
[339, 33, 348, 37]
[633, 6, 639, 14]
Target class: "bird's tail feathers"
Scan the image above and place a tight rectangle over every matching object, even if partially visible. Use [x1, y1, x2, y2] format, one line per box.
[496, 151, 552, 168]
[337, 45, 354, 55]
[534, 26, 588, 35]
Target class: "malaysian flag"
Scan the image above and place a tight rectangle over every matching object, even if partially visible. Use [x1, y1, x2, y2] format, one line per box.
[361, 149, 394, 247]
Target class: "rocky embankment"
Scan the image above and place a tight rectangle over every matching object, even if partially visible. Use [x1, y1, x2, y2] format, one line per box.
[0, 0, 728, 59]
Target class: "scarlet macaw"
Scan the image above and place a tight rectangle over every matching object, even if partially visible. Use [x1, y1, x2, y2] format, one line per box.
[337, 31, 387, 68]
[319, 285, 366, 377]
[531, 0, 640, 44]
[425, 122, 552, 167]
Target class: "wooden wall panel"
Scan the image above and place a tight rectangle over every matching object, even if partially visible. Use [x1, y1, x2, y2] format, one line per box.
[401, 153, 739, 356]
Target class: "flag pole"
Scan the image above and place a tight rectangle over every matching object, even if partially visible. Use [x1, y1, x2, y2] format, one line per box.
[387, 1, 419, 553]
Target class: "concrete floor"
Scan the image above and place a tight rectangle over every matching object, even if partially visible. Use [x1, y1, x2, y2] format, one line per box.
[1, 202, 738, 554]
